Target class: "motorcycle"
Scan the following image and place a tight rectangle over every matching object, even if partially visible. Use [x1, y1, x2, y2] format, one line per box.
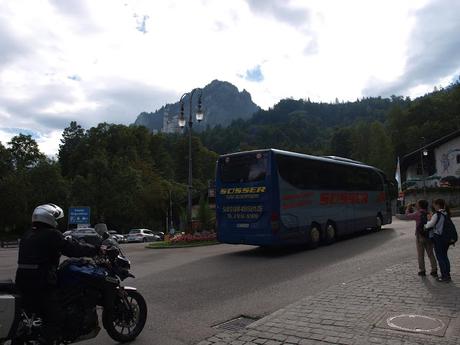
[0, 240, 147, 344]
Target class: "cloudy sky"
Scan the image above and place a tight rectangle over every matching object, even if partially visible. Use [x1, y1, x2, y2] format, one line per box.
[1, 0, 459, 155]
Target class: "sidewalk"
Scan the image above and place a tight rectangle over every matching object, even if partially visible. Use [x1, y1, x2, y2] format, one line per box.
[199, 250, 460, 345]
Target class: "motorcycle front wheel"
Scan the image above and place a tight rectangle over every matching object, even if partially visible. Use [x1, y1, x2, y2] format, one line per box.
[102, 289, 147, 343]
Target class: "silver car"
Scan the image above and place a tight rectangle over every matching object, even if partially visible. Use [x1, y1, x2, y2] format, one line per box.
[66, 228, 102, 246]
[108, 230, 126, 243]
[126, 229, 160, 243]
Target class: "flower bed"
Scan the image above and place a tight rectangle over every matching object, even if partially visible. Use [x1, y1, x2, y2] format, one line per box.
[169, 231, 216, 244]
[146, 231, 218, 249]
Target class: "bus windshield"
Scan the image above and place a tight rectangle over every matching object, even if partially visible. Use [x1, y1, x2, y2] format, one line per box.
[220, 153, 267, 183]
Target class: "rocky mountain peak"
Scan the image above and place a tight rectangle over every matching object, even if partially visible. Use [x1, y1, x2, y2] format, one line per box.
[133, 80, 260, 133]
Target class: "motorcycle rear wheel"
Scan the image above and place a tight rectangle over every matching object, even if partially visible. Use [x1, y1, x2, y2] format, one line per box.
[102, 289, 147, 343]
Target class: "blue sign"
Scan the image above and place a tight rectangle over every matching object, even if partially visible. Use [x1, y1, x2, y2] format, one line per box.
[69, 207, 91, 224]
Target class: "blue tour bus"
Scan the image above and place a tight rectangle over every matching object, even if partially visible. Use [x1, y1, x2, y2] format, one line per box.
[215, 149, 396, 247]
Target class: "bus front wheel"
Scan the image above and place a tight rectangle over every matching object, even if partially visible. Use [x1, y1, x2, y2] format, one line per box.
[307, 225, 321, 249]
[324, 223, 336, 245]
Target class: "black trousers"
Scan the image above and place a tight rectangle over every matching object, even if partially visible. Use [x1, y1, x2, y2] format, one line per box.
[433, 234, 451, 278]
[20, 287, 61, 344]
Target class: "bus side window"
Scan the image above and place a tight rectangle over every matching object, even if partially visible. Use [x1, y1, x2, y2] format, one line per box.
[301, 159, 320, 189]
[277, 155, 320, 190]
[372, 172, 384, 191]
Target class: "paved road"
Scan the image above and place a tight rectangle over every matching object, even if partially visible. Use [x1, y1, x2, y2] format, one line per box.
[202, 217, 460, 345]
[1, 219, 419, 344]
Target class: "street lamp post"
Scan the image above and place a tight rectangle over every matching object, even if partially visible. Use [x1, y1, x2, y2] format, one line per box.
[178, 88, 204, 232]
[165, 188, 174, 234]
[420, 137, 428, 197]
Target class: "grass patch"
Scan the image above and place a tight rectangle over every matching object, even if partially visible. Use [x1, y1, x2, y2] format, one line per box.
[146, 240, 219, 249]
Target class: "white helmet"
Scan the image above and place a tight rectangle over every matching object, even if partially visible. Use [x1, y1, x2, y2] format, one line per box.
[31, 203, 64, 228]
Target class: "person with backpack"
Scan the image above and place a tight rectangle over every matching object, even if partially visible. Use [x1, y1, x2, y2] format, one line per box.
[424, 198, 457, 282]
[406, 200, 437, 277]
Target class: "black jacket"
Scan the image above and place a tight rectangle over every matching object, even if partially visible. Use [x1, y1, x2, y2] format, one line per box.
[16, 222, 98, 289]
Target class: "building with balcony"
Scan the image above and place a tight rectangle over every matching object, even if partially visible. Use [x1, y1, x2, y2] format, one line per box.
[401, 130, 460, 190]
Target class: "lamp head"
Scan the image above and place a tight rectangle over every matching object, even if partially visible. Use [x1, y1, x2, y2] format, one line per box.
[178, 102, 185, 128]
[196, 95, 204, 122]
[196, 109, 204, 122]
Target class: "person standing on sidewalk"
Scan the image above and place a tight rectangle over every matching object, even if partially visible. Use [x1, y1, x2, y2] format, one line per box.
[406, 200, 437, 277]
[425, 198, 451, 282]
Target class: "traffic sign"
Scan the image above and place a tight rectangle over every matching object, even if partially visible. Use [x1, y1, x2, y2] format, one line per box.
[69, 207, 91, 225]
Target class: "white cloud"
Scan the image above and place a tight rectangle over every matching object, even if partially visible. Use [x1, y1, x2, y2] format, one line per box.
[0, 0, 458, 155]
[0, 128, 61, 157]
[0, 129, 14, 147]
[36, 130, 63, 158]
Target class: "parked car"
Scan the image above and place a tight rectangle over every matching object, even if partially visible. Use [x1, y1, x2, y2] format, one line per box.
[108, 230, 126, 243]
[67, 228, 102, 246]
[126, 229, 160, 243]
[153, 231, 165, 241]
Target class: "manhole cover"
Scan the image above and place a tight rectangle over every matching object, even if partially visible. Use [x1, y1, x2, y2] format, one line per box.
[213, 316, 259, 331]
[387, 314, 444, 332]
[376, 312, 450, 337]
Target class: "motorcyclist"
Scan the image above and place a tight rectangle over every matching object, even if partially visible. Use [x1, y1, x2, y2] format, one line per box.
[15, 203, 100, 345]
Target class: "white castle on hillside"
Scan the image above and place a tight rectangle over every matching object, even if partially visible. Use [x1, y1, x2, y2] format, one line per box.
[161, 105, 181, 134]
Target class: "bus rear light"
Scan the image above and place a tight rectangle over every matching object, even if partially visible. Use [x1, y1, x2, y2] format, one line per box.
[271, 212, 280, 234]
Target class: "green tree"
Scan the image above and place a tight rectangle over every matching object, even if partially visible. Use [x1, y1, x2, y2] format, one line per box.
[0, 173, 29, 234]
[59, 121, 86, 177]
[367, 122, 394, 176]
[386, 105, 408, 158]
[27, 159, 69, 213]
[8, 134, 45, 170]
[330, 127, 354, 158]
[350, 122, 371, 163]
[0, 142, 12, 176]
[150, 133, 174, 179]
[197, 195, 214, 231]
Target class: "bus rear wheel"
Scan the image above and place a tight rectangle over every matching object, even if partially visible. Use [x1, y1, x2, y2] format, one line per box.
[307, 225, 321, 249]
[324, 223, 336, 245]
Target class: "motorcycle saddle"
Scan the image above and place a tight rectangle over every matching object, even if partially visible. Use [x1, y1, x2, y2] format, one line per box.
[0, 279, 16, 293]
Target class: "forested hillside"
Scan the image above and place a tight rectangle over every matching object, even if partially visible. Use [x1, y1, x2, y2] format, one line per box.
[0, 124, 217, 235]
[200, 81, 460, 176]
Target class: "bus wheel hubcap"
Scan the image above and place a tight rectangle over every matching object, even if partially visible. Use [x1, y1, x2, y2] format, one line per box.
[311, 228, 320, 242]
[327, 225, 335, 239]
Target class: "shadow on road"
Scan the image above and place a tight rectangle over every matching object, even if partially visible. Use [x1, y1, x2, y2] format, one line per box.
[225, 226, 400, 259]
[138, 226, 406, 313]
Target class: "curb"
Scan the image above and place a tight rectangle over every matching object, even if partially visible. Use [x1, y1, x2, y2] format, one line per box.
[145, 241, 220, 249]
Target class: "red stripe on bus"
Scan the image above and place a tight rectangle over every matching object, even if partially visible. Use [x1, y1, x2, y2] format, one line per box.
[282, 200, 312, 209]
[320, 192, 368, 205]
[282, 192, 315, 201]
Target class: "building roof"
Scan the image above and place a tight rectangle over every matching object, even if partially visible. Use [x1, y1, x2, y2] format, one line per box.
[402, 129, 460, 164]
